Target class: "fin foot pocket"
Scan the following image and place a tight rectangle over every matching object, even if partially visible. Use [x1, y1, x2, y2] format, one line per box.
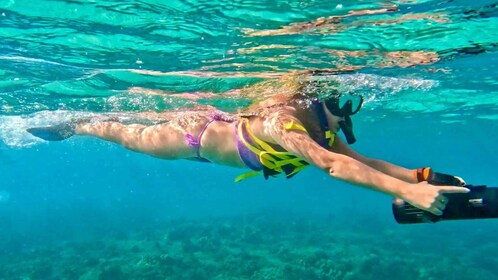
[27, 123, 75, 141]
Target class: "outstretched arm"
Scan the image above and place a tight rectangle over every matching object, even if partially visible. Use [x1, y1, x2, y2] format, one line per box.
[331, 137, 466, 186]
[261, 110, 469, 215]
[331, 137, 418, 183]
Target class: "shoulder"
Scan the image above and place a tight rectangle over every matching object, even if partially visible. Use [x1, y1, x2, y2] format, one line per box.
[254, 106, 310, 139]
[258, 106, 300, 129]
[260, 105, 299, 119]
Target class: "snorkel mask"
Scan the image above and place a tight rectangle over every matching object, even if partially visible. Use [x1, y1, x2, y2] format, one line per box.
[324, 95, 363, 144]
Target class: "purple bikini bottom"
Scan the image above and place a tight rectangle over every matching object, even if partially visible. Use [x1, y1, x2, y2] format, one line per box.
[184, 112, 262, 171]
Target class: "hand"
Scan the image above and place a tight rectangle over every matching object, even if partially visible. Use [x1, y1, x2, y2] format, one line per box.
[400, 182, 470, 216]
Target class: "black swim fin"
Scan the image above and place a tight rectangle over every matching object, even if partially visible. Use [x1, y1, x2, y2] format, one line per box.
[27, 123, 76, 141]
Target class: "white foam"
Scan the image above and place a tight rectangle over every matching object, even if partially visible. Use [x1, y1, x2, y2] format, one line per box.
[329, 73, 438, 100]
[0, 110, 96, 147]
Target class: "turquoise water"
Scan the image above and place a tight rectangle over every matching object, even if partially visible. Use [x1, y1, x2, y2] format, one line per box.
[1, 0, 498, 279]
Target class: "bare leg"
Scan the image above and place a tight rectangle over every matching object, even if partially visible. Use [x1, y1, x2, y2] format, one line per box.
[75, 119, 202, 160]
[26, 109, 215, 160]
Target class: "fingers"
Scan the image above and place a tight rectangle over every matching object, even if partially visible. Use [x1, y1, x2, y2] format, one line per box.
[433, 199, 445, 210]
[430, 195, 448, 216]
[438, 195, 448, 205]
[430, 208, 443, 216]
[437, 186, 470, 194]
[407, 183, 469, 216]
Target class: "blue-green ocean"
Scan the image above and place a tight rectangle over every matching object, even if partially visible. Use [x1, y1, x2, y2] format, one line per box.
[1, 0, 498, 279]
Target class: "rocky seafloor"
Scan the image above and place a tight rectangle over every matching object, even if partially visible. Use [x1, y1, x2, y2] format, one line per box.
[1, 214, 496, 280]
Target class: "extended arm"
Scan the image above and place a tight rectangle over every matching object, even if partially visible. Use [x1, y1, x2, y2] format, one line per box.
[331, 137, 418, 183]
[331, 137, 466, 186]
[261, 111, 469, 215]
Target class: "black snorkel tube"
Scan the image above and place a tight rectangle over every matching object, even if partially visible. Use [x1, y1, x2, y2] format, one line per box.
[324, 95, 364, 144]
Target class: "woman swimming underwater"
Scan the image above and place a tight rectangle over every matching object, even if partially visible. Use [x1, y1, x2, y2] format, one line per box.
[27, 73, 468, 216]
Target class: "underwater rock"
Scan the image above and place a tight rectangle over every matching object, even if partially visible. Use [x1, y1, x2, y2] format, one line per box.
[99, 266, 126, 280]
[30, 262, 53, 279]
